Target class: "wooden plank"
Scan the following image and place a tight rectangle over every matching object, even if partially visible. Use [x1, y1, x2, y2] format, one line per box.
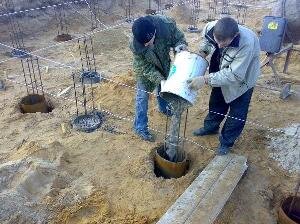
[186, 155, 247, 224]
[157, 154, 247, 224]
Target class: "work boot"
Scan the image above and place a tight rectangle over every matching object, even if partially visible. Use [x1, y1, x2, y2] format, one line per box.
[135, 130, 155, 142]
[193, 127, 218, 136]
[217, 144, 231, 155]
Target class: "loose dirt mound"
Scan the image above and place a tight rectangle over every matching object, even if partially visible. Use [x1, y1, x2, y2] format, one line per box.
[268, 123, 300, 173]
[0, 141, 70, 223]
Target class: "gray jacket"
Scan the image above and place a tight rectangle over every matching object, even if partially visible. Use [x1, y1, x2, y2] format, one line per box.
[200, 21, 260, 103]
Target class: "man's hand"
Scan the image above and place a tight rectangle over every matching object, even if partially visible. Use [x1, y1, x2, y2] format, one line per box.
[187, 75, 208, 90]
[175, 44, 187, 53]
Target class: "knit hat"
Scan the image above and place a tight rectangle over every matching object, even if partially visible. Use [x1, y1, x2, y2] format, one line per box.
[132, 16, 156, 44]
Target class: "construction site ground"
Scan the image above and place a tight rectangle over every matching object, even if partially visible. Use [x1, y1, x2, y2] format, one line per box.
[0, 1, 299, 223]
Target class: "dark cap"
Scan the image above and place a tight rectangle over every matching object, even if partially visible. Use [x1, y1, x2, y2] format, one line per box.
[132, 16, 156, 44]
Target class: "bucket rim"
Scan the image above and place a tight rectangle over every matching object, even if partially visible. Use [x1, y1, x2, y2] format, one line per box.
[179, 50, 209, 65]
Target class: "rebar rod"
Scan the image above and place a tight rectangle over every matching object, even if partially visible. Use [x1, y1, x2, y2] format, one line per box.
[72, 73, 79, 116]
[164, 115, 169, 150]
[7, 15, 25, 49]
[20, 59, 29, 95]
[83, 39, 92, 71]
[81, 76, 88, 115]
[90, 77, 95, 110]
[26, 58, 35, 94]
[35, 58, 44, 95]
[182, 109, 188, 152]
[78, 39, 85, 72]
[90, 37, 97, 72]
[29, 57, 39, 94]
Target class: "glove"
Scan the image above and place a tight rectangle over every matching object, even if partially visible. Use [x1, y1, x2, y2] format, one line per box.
[187, 76, 206, 90]
[175, 44, 187, 53]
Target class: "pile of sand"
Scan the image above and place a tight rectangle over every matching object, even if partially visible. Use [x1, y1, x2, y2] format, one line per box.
[268, 123, 300, 174]
[0, 140, 96, 223]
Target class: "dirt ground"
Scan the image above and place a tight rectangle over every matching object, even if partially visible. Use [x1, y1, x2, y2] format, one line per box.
[0, 1, 299, 224]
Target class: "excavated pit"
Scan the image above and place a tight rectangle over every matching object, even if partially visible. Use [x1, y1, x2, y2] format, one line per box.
[54, 34, 72, 42]
[278, 196, 300, 224]
[19, 94, 53, 113]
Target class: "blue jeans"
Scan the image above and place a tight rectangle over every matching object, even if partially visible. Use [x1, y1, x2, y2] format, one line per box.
[134, 81, 169, 132]
[203, 87, 254, 147]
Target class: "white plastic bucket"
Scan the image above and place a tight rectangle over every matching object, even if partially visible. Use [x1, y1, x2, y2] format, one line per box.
[160, 51, 208, 106]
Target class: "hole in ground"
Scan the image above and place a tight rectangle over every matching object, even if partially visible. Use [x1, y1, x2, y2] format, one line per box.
[19, 94, 53, 113]
[280, 196, 300, 223]
[54, 34, 72, 42]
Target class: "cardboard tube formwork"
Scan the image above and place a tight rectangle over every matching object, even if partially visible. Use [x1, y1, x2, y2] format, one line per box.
[20, 94, 50, 113]
[278, 196, 300, 224]
[160, 51, 209, 106]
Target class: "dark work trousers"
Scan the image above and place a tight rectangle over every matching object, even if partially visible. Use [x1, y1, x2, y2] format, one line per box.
[203, 87, 254, 147]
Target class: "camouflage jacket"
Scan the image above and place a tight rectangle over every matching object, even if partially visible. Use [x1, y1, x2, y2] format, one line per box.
[130, 15, 187, 92]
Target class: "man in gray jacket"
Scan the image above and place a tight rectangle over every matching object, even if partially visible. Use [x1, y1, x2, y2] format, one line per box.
[187, 17, 260, 155]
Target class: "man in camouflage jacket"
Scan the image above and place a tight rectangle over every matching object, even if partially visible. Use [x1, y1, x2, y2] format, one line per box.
[130, 15, 187, 141]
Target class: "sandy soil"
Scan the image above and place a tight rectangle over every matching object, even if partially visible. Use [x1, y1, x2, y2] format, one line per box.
[0, 1, 299, 224]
